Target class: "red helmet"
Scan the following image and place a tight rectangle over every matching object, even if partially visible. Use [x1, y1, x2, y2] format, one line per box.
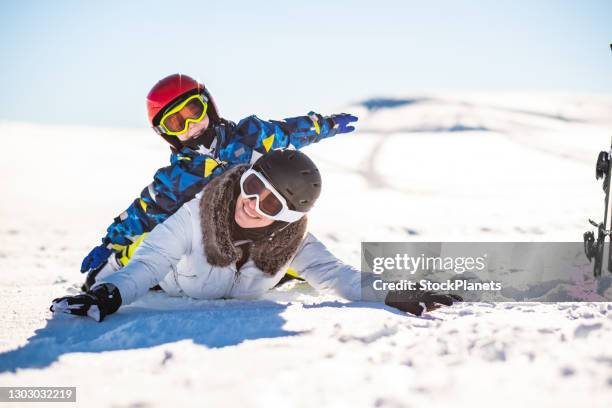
[146, 73, 220, 127]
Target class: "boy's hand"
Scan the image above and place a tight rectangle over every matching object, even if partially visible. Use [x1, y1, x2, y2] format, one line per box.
[384, 288, 462, 316]
[80, 244, 112, 273]
[331, 113, 358, 134]
[50, 283, 122, 322]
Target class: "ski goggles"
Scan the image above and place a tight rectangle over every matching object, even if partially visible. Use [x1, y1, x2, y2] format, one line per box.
[155, 93, 208, 136]
[239, 168, 306, 223]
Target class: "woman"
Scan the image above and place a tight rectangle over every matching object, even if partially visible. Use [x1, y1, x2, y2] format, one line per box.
[51, 150, 461, 322]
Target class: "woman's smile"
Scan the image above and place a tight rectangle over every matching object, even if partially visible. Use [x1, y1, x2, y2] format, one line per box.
[235, 195, 274, 228]
[242, 202, 260, 219]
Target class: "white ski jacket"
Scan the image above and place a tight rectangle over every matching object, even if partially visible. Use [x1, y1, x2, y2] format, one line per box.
[99, 198, 386, 305]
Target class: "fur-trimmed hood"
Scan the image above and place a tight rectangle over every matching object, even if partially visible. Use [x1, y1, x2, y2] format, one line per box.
[199, 165, 308, 275]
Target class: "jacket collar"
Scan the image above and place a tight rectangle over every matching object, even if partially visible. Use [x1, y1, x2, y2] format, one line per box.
[199, 164, 308, 275]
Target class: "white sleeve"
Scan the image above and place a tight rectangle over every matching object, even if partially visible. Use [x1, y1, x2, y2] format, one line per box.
[98, 202, 194, 305]
[289, 233, 387, 302]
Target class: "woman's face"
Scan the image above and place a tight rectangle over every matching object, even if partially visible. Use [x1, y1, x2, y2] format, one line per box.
[234, 194, 275, 228]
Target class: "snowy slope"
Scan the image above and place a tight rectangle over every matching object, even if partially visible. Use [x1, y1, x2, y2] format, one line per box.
[1, 93, 611, 407]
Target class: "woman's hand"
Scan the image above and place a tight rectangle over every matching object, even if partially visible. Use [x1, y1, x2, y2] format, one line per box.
[50, 283, 122, 322]
[385, 288, 462, 316]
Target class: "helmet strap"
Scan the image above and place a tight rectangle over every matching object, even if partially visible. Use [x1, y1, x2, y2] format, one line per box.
[267, 221, 293, 241]
[160, 132, 184, 151]
[202, 88, 220, 124]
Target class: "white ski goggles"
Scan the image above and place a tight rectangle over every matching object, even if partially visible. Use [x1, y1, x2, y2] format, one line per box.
[239, 168, 306, 223]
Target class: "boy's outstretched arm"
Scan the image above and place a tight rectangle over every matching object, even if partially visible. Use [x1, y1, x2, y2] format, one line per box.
[217, 112, 357, 163]
[81, 112, 357, 274]
[80, 150, 227, 274]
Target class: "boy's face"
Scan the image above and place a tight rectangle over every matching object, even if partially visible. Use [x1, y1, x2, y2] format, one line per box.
[175, 114, 210, 143]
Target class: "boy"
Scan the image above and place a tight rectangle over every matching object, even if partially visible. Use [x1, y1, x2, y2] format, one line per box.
[80, 73, 357, 288]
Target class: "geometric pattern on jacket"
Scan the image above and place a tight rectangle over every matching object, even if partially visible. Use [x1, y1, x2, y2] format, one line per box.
[100, 111, 341, 265]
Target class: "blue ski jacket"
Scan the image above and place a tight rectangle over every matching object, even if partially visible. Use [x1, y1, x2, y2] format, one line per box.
[100, 112, 342, 263]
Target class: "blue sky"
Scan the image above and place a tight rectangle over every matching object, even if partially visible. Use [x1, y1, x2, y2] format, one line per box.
[0, 0, 610, 128]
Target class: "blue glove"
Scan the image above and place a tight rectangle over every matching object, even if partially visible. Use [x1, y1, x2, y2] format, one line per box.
[80, 244, 112, 273]
[330, 113, 358, 134]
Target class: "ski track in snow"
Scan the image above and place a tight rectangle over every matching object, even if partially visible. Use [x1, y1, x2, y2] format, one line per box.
[1, 93, 612, 407]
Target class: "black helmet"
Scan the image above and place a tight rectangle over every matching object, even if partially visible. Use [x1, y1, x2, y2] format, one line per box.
[253, 149, 322, 213]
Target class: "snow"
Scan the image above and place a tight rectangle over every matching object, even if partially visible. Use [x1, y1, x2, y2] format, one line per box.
[1, 93, 612, 406]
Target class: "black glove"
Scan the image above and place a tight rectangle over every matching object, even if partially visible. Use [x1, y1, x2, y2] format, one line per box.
[385, 289, 462, 316]
[50, 283, 122, 322]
